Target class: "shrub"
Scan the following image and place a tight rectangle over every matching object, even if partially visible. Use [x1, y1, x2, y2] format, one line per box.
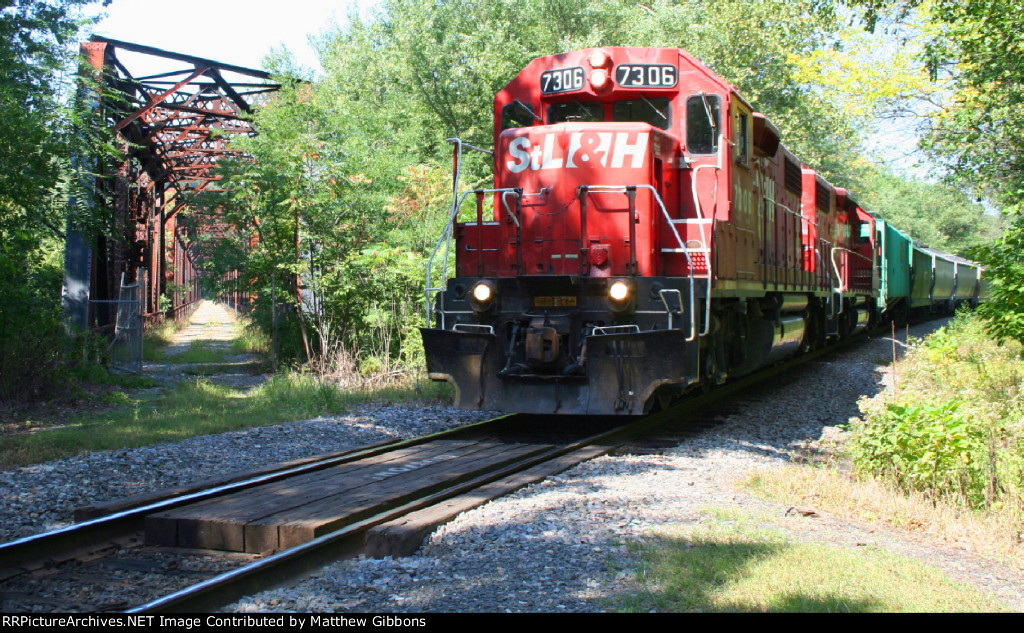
[850, 313, 1024, 521]
[849, 400, 987, 506]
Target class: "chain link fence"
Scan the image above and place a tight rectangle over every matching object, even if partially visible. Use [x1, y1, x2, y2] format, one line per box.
[92, 269, 145, 374]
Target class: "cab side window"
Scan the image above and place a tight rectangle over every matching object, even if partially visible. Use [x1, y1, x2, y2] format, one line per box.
[736, 112, 749, 165]
[502, 102, 538, 130]
[686, 95, 720, 155]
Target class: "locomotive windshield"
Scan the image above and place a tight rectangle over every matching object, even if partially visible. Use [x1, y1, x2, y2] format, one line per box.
[613, 97, 670, 130]
[547, 101, 602, 124]
[546, 98, 673, 129]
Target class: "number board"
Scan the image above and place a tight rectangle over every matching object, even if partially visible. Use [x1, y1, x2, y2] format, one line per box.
[534, 296, 577, 307]
[540, 67, 585, 94]
[615, 64, 678, 89]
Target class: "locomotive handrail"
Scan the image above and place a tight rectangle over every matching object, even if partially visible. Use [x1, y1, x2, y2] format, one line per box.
[813, 244, 842, 318]
[592, 324, 641, 337]
[687, 132, 725, 338]
[424, 185, 523, 325]
[829, 246, 845, 296]
[582, 183, 702, 341]
[688, 136, 724, 244]
[657, 288, 684, 330]
[576, 185, 639, 275]
[830, 246, 874, 295]
[429, 138, 485, 325]
[500, 191, 521, 228]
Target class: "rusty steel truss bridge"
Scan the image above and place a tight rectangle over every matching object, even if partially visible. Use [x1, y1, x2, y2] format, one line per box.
[63, 36, 279, 335]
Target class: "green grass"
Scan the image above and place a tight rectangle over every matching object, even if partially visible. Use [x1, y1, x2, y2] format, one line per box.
[62, 362, 161, 389]
[182, 363, 262, 376]
[852, 311, 1024, 522]
[0, 373, 345, 468]
[619, 508, 1007, 613]
[141, 321, 182, 361]
[744, 465, 1024, 568]
[148, 340, 232, 364]
[231, 324, 271, 355]
[0, 372, 454, 469]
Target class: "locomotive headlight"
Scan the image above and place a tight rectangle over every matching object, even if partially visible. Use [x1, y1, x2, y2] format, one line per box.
[469, 280, 498, 312]
[472, 283, 492, 303]
[588, 50, 611, 69]
[609, 280, 630, 302]
[590, 68, 611, 92]
[607, 279, 635, 312]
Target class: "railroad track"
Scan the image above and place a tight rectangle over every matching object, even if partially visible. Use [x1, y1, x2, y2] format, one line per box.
[0, 414, 629, 612]
[0, 335, 870, 613]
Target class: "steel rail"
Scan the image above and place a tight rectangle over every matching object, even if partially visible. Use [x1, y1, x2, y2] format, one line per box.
[2, 317, 928, 612]
[127, 415, 655, 613]
[0, 415, 509, 572]
[128, 332, 876, 613]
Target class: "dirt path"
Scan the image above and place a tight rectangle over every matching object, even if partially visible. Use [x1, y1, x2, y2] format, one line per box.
[163, 300, 242, 356]
[145, 300, 267, 390]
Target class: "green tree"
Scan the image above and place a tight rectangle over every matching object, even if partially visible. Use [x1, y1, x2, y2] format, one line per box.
[0, 0, 105, 405]
[218, 0, 961, 373]
[309, 0, 866, 368]
[837, 1, 1024, 341]
[911, 1, 1024, 342]
[320, 0, 858, 179]
[856, 166, 1004, 255]
[974, 217, 1024, 344]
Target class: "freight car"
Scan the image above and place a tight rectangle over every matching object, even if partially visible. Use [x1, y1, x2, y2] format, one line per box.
[421, 47, 981, 415]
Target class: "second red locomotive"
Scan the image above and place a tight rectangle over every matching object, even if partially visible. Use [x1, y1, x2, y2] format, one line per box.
[421, 47, 963, 415]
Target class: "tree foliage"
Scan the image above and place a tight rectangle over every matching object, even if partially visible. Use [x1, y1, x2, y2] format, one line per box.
[909, 0, 1024, 343]
[974, 218, 1024, 344]
[913, 1, 1024, 346]
[831, 1, 1024, 342]
[321, 0, 859, 179]
[0, 0, 106, 405]
[203, 0, 871, 369]
[856, 165, 1003, 255]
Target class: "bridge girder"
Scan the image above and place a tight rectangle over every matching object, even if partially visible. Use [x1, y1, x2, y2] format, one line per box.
[65, 37, 279, 330]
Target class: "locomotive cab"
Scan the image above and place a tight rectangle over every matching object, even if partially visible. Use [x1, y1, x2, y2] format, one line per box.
[423, 118, 703, 414]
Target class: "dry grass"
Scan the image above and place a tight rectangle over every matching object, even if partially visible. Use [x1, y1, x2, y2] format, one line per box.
[746, 465, 1024, 569]
[854, 313, 1024, 516]
[741, 313, 1023, 570]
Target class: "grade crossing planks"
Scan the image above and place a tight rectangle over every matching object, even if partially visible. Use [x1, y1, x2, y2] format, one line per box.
[145, 439, 553, 553]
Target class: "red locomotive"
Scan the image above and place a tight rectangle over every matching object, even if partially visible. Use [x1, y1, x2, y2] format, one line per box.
[421, 47, 880, 415]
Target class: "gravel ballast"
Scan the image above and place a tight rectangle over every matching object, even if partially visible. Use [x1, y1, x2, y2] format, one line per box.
[0, 405, 493, 543]
[2, 317, 1022, 612]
